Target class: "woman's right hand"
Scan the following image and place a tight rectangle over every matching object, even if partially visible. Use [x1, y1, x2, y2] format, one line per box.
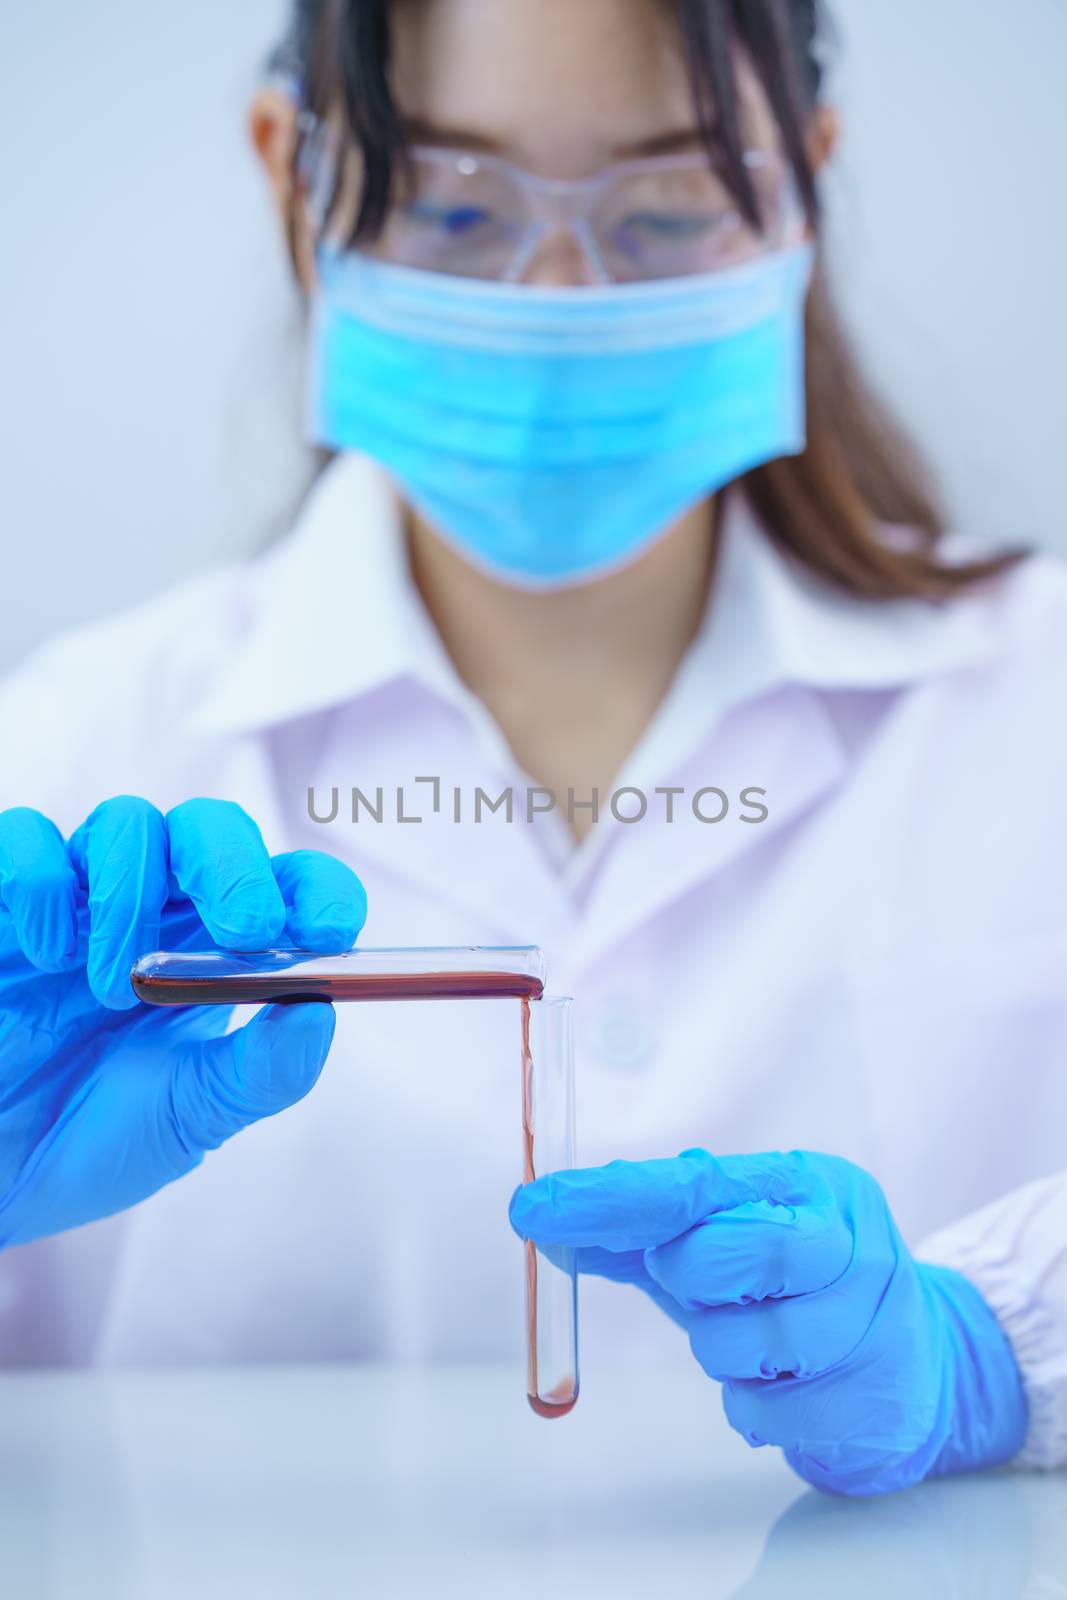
[0, 796, 367, 1250]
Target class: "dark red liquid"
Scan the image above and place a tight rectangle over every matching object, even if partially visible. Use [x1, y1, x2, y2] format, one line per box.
[132, 969, 545, 1007]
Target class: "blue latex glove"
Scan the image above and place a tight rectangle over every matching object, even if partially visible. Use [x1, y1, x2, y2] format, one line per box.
[0, 796, 367, 1249]
[510, 1148, 1029, 1496]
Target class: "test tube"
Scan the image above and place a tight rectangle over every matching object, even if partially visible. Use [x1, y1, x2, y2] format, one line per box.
[130, 945, 546, 1006]
[521, 995, 580, 1419]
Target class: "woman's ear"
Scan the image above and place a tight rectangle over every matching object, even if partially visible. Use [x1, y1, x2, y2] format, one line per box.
[249, 86, 299, 208]
[808, 103, 841, 172]
[248, 86, 317, 290]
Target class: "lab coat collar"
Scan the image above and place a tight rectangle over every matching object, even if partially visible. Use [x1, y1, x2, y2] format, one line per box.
[690, 490, 1002, 710]
[189, 454, 462, 736]
[190, 453, 1000, 741]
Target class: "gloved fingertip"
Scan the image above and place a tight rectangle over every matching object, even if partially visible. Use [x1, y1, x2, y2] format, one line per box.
[96, 978, 142, 1012]
[209, 897, 288, 953]
[271, 852, 369, 954]
[507, 1183, 531, 1238]
[283, 921, 363, 953]
[256, 996, 336, 1039]
[285, 907, 366, 955]
[509, 1177, 562, 1242]
[243, 999, 336, 1108]
[87, 954, 142, 1011]
[23, 942, 78, 976]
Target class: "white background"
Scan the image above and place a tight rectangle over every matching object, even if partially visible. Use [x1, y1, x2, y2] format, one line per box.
[2, 0, 1065, 674]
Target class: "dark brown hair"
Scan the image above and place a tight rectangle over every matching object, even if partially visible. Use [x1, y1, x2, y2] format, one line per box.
[277, 0, 1026, 600]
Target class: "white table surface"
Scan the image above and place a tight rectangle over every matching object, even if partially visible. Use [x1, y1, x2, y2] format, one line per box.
[0, 1361, 1063, 1599]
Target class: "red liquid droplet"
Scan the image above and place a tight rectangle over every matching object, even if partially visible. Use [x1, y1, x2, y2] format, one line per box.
[527, 1382, 579, 1420]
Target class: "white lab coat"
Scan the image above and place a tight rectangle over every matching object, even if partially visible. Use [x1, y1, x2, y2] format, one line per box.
[1, 453, 1064, 1464]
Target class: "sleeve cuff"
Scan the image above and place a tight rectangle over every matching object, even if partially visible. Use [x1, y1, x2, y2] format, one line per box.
[916, 1177, 1067, 1470]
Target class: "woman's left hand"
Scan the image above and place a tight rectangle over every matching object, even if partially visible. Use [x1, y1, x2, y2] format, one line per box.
[510, 1148, 1028, 1497]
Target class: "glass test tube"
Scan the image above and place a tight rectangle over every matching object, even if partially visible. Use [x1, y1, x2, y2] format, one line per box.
[521, 995, 580, 1418]
[130, 945, 546, 1006]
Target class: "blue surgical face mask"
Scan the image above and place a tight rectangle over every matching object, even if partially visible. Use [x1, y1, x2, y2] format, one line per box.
[307, 244, 814, 589]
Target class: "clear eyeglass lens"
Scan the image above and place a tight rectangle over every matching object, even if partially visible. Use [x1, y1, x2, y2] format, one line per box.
[593, 156, 795, 282]
[368, 156, 532, 280]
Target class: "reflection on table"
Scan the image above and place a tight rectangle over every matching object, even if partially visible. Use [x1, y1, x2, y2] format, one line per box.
[0, 1362, 1063, 1599]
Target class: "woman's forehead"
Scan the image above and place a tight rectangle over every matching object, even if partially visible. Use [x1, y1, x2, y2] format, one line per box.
[387, 0, 777, 174]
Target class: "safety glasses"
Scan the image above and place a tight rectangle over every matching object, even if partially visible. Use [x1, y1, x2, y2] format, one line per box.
[297, 116, 806, 284]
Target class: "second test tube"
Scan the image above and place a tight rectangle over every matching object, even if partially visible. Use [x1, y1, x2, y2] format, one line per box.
[521, 995, 579, 1418]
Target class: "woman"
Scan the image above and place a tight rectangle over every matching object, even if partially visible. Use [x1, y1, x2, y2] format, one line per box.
[1, 0, 1065, 1495]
